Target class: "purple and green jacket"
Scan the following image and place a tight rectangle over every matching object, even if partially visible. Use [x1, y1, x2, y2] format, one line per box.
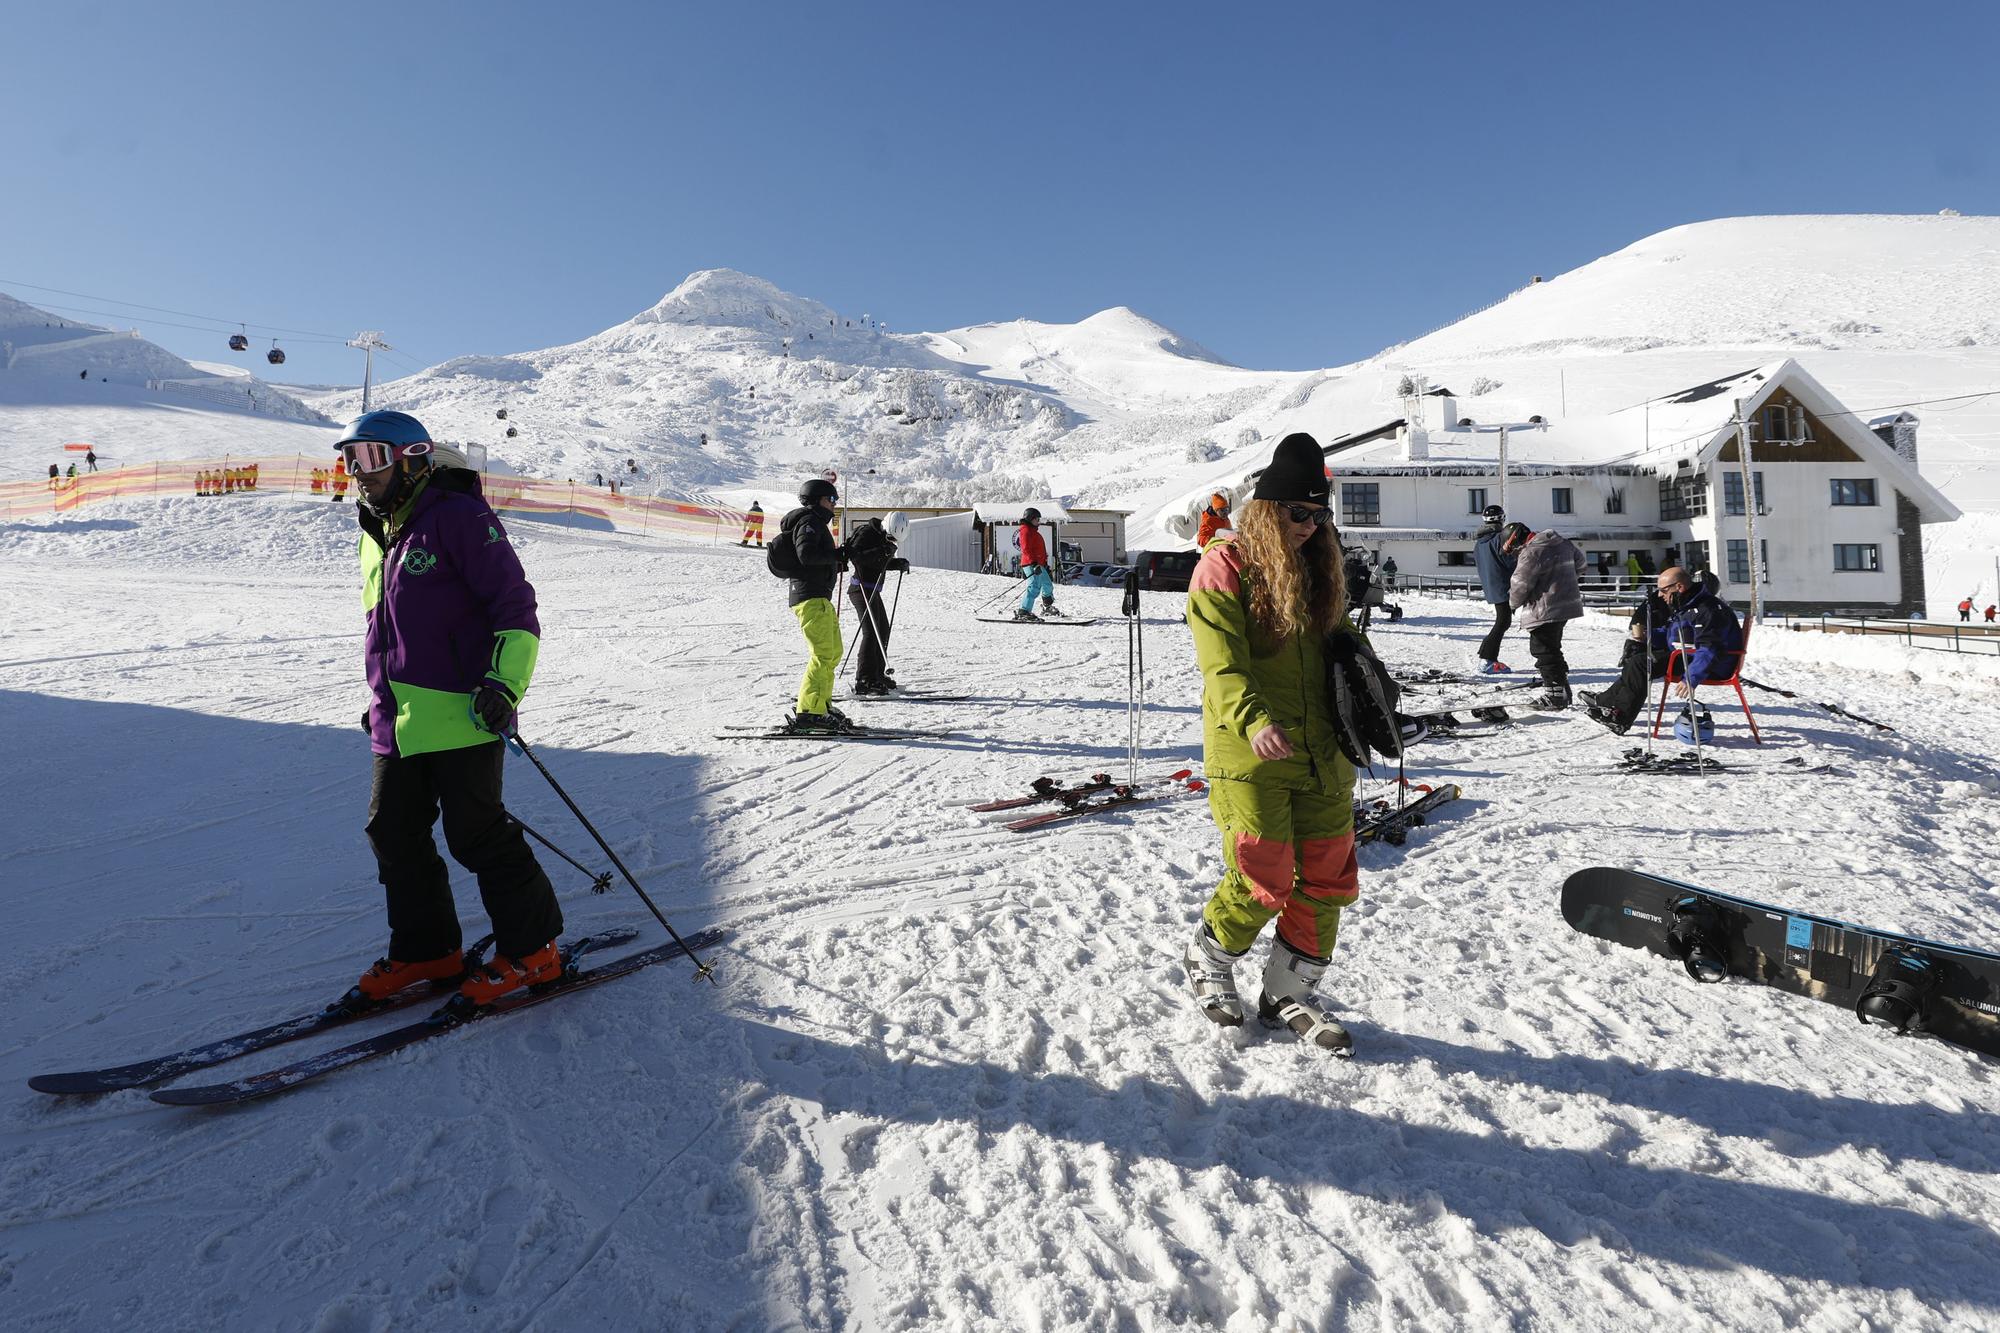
[358, 470, 541, 757]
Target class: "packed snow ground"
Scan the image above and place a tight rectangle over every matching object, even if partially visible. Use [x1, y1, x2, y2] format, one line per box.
[5, 495, 2000, 1331]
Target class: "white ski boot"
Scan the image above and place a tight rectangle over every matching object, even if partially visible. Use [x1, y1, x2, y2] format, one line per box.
[1184, 921, 1247, 1027]
[1258, 941, 1353, 1055]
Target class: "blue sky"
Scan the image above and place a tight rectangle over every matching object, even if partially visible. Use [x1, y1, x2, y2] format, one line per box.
[3, 1, 1993, 385]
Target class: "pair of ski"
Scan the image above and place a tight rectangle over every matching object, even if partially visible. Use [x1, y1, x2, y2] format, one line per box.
[30, 926, 724, 1107]
[717, 721, 964, 742]
[1609, 748, 1843, 777]
[973, 614, 1102, 627]
[1354, 783, 1461, 846]
[960, 768, 1205, 832]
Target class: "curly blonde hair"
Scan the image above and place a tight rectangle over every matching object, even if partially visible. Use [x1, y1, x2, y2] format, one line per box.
[1235, 499, 1347, 642]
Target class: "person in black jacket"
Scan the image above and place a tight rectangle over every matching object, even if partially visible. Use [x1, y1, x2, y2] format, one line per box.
[782, 477, 848, 733]
[844, 517, 911, 695]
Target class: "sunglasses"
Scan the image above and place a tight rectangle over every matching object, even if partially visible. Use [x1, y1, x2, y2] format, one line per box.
[1281, 503, 1333, 527]
[339, 439, 430, 475]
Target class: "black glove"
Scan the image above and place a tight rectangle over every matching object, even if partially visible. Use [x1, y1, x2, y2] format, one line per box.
[360, 709, 371, 734]
[471, 681, 517, 735]
[888, 557, 910, 573]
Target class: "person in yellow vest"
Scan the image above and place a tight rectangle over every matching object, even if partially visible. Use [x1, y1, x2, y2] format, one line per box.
[331, 461, 348, 502]
[250, 462, 259, 491]
[193, 470, 204, 497]
[311, 467, 323, 495]
[740, 501, 765, 547]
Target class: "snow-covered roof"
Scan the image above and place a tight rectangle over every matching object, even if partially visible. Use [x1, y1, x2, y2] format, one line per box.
[973, 501, 1075, 523]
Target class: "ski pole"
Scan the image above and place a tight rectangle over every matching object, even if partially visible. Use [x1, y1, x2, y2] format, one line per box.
[1123, 569, 1142, 784]
[507, 734, 716, 984]
[508, 813, 614, 893]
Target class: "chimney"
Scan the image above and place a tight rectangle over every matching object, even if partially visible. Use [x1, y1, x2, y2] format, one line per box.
[1401, 423, 1430, 461]
[1871, 413, 1919, 465]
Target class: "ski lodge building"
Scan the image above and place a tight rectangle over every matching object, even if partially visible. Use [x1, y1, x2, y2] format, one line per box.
[1253, 360, 1957, 618]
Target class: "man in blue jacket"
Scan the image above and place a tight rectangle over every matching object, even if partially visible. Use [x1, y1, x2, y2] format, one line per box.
[1471, 504, 1514, 673]
[1581, 567, 1741, 735]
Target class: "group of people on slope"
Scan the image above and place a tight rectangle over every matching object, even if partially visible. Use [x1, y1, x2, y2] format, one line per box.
[1957, 597, 1997, 624]
[1471, 503, 1742, 730]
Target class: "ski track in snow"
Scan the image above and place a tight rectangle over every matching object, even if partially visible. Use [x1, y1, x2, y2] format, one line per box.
[3, 497, 2000, 1330]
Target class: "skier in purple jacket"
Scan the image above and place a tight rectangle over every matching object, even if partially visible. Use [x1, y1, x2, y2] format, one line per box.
[338, 410, 566, 1008]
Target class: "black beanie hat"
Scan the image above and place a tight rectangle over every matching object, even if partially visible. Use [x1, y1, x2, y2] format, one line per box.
[1252, 433, 1330, 504]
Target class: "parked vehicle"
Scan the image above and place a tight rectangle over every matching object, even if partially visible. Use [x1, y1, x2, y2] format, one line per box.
[1127, 549, 1199, 592]
[1067, 561, 1133, 588]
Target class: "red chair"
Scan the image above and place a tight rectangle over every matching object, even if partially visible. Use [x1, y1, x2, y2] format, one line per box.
[1651, 615, 1760, 744]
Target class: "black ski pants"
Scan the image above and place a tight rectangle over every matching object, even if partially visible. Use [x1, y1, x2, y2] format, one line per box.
[1526, 622, 1571, 691]
[1597, 639, 1672, 726]
[366, 740, 563, 961]
[847, 581, 892, 683]
[1477, 602, 1512, 663]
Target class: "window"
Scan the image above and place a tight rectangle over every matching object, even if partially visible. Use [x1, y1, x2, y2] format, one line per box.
[1466, 487, 1487, 515]
[1830, 478, 1878, 507]
[1587, 550, 1620, 576]
[1438, 550, 1475, 567]
[1763, 404, 1791, 442]
[1551, 487, 1572, 515]
[1834, 544, 1881, 572]
[1659, 470, 1708, 521]
[1604, 487, 1625, 515]
[1340, 482, 1380, 527]
[1682, 540, 1710, 574]
[1723, 471, 1766, 516]
[1726, 539, 1769, 584]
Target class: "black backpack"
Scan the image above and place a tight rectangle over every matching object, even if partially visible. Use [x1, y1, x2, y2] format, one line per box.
[766, 523, 805, 578]
[1324, 627, 1403, 768]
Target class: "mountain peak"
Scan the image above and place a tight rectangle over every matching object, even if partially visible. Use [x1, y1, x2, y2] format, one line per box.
[631, 269, 838, 331]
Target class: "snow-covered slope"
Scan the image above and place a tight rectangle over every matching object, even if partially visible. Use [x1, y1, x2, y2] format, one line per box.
[6, 494, 2000, 1329]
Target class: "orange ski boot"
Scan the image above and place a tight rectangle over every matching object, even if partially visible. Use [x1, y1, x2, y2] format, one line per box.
[457, 940, 566, 1006]
[353, 949, 465, 1003]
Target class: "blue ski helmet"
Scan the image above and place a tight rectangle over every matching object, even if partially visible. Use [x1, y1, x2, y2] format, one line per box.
[336, 409, 432, 451]
[336, 410, 435, 515]
[1673, 704, 1715, 745]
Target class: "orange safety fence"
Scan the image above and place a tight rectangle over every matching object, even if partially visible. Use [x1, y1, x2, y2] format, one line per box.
[0, 454, 752, 543]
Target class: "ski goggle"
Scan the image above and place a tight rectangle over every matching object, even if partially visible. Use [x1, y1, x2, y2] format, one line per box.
[338, 439, 430, 474]
[1281, 503, 1333, 527]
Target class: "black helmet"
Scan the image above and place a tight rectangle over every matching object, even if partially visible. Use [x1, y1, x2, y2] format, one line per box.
[1022, 506, 1042, 524]
[799, 477, 838, 505]
[1499, 521, 1532, 550]
[1480, 504, 1505, 523]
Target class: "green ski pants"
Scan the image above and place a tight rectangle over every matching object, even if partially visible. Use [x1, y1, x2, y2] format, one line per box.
[794, 598, 842, 715]
[1201, 777, 1358, 959]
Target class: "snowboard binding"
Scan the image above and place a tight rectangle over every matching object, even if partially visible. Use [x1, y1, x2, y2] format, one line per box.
[1665, 894, 1730, 984]
[1856, 946, 1941, 1035]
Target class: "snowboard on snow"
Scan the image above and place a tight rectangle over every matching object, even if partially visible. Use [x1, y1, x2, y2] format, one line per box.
[1561, 867, 2000, 1060]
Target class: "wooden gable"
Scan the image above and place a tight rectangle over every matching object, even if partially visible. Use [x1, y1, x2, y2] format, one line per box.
[1715, 390, 1860, 464]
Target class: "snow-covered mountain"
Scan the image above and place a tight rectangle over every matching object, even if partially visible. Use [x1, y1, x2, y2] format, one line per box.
[0, 293, 329, 426]
[6, 215, 1998, 593]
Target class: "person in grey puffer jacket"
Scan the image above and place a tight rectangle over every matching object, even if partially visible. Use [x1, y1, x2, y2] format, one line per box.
[1471, 504, 1515, 671]
[1504, 522, 1585, 708]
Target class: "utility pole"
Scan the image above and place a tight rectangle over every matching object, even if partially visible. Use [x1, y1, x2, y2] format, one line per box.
[347, 331, 392, 412]
[1733, 398, 1763, 623]
[1498, 424, 1510, 519]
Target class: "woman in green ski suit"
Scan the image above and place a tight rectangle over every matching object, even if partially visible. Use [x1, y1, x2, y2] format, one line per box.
[1183, 432, 1359, 1053]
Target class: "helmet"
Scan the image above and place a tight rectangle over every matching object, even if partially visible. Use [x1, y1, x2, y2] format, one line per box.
[884, 511, 910, 538]
[335, 410, 434, 515]
[1480, 504, 1505, 523]
[1022, 506, 1042, 524]
[1673, 703, 1716, 746]
[799, 477, 839, 505]
[1499, 521, 1532, 550]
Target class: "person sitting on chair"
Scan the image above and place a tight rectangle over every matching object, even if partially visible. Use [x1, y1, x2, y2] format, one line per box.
[1581, 567, 1741, 735]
